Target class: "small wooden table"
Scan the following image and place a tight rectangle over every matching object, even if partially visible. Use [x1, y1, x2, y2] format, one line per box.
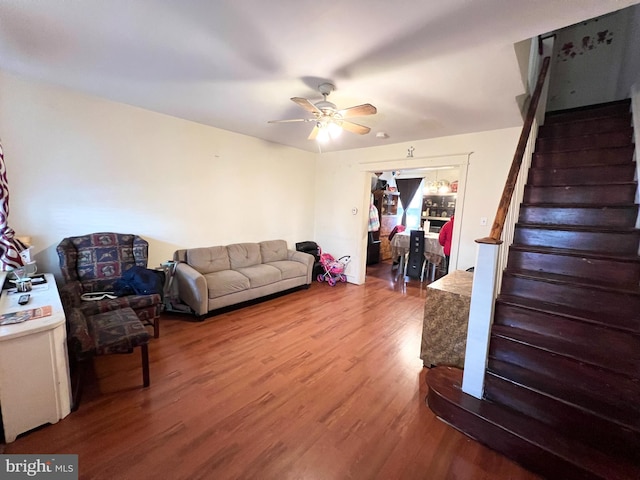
[0, 272, 71, 442]
[421, 270, 473, 368]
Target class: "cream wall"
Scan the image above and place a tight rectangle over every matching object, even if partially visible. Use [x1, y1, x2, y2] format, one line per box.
[0, 70, 522, 286]
[0, 71, 316, 277]
[315, 128, 521, 284]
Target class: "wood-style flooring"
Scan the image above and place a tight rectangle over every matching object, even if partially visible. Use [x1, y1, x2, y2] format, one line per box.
[1, 262, 541, 479]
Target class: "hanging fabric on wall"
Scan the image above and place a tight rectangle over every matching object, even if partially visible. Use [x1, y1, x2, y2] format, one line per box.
[0, 139, 27, 270]
[368, 202, 380, 232]
[395, 177, 423, 226]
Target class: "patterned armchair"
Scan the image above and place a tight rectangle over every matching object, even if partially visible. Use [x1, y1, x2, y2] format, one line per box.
[57, 232, 162, 338]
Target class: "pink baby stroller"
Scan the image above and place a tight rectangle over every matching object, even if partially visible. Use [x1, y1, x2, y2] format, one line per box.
[317, 249, 351, 286]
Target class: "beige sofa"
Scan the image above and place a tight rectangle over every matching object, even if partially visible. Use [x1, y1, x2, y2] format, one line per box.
[173, 240, 314, 316]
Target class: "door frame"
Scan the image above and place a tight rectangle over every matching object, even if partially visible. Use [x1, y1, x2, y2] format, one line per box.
[355, 152, 471, 284]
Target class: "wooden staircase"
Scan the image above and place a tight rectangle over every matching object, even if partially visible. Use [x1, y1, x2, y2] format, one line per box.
[427, 99, 640, 480]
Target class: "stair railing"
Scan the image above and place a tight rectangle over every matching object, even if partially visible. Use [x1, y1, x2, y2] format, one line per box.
[461, 56, 551, 399]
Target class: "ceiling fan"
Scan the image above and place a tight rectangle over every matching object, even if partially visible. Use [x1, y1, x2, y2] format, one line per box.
[268, 83, 377, 142]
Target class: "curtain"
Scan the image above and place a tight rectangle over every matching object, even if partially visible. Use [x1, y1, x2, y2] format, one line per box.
[0, 140, 27, 270]
[395, 177, 423, 226]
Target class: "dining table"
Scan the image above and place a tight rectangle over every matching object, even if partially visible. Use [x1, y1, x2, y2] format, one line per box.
[390, 230, 445, 280]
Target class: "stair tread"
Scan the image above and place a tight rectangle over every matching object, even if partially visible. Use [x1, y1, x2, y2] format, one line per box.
[537, 128, 634, 141]
[528, 164, 635, 172]
[521, 203, 638, 209]
[533, 145, 635, 157]
[427, 366, 640, 480]
[487, 354, 640, 428]
[497, 294, 639, 334]
[503, 268, 640, 293]
[491, 324, 640, 375]
[515, 222, 640, 233]
[545, 99, 631, 122]
[508, 244, 640, 263]
[538, 115, 631, 137]
[526, 182, 637, 188]
[485, 368, 640, 436]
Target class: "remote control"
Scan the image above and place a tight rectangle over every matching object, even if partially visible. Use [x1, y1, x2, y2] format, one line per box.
[18, 294, 30, 305]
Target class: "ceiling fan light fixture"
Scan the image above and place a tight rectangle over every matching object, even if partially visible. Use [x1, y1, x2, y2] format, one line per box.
[327, 121, 342, 138]
[316, 125, 330, 143]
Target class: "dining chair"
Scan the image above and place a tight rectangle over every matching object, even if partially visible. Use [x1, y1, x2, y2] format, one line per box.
[405, 230, 426, 281]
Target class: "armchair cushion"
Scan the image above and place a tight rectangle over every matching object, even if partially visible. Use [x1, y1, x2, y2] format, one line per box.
[88, 308, 151, 355]
[58, 233, 149, 292]
[58, 232, 162, 338]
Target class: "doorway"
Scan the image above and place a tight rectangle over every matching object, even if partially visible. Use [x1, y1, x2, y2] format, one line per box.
[361, 157, 467, 288]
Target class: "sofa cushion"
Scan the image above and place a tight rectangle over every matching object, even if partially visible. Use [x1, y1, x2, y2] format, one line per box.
[265, 261, 307, 280]
[228, 243, 261, 269]
[187, 246, 230, 274]
[234, 264, 281, 288]
[260, 240, 288, 263]
[205, 270, 250, 298]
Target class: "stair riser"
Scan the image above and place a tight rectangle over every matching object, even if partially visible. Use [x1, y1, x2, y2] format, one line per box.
[532, 146, 634, 168]
[484, 373, 640, 458]
[506, 250, 640, 284]
[426, 391, 595, 480]
[523, 184, 637, 204]
[535, 130, 633, 153]
[538, 115, 632, 138]
[488, 339, 640, 426]
[513, 228, 640, 255]
[527, 164, 636, 186]
[493, 305, 640, 371]
[518, 205, 638, 228]
[545, 102, 631, 124]
[500, 275, 640, 319]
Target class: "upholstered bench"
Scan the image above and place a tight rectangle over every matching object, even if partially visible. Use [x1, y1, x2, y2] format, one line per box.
[67, 306, 151, 410]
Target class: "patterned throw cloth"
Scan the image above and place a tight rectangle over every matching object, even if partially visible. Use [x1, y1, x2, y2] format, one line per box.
[0, 140, 27, 270]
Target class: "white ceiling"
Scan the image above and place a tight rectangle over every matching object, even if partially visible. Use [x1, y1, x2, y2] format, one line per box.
[1, 0, 638, 153]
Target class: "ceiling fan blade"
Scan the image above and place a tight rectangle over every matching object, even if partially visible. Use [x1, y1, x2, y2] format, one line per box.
[308, 124, 320, 140]
[341, 120, 371, 135]
[339, 103, 377, 118]
[268, 118, 308, 123]
[292, 97, 322, 115]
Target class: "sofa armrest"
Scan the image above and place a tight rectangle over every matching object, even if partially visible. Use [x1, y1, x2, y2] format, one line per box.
[174, 262, 208, 316]
[288, 250, 314, 284]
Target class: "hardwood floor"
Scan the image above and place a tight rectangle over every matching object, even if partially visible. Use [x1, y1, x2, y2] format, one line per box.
[2, 263, 540, 479]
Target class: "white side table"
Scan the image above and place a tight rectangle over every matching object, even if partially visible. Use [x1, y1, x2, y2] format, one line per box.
[0, 272, 71, 442]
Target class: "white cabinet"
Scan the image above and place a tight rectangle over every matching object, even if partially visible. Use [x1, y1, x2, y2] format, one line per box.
[0, 273, 71, 442]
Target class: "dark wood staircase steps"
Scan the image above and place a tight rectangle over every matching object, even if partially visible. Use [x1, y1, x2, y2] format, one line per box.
[523, 183, 637, 204]
[490, 322, 640, 377]
[513, 224, 640, 254]
[527, 163, 636, 185]
[427, 99, 639, 479]
[496, 293, 640, 334]
[538, 113, 632, 138]
[487, 344, 640, 428]
[506, 245, 640, 283]
[427, 367, 640, 480]
[483, 371, 640, 460]
[535, 129, 633, 153]
[518, 204, 638, 228]
[544, 99, 631, 124]
[500, 269, 640, 318]
[532, 145, 635, 168]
